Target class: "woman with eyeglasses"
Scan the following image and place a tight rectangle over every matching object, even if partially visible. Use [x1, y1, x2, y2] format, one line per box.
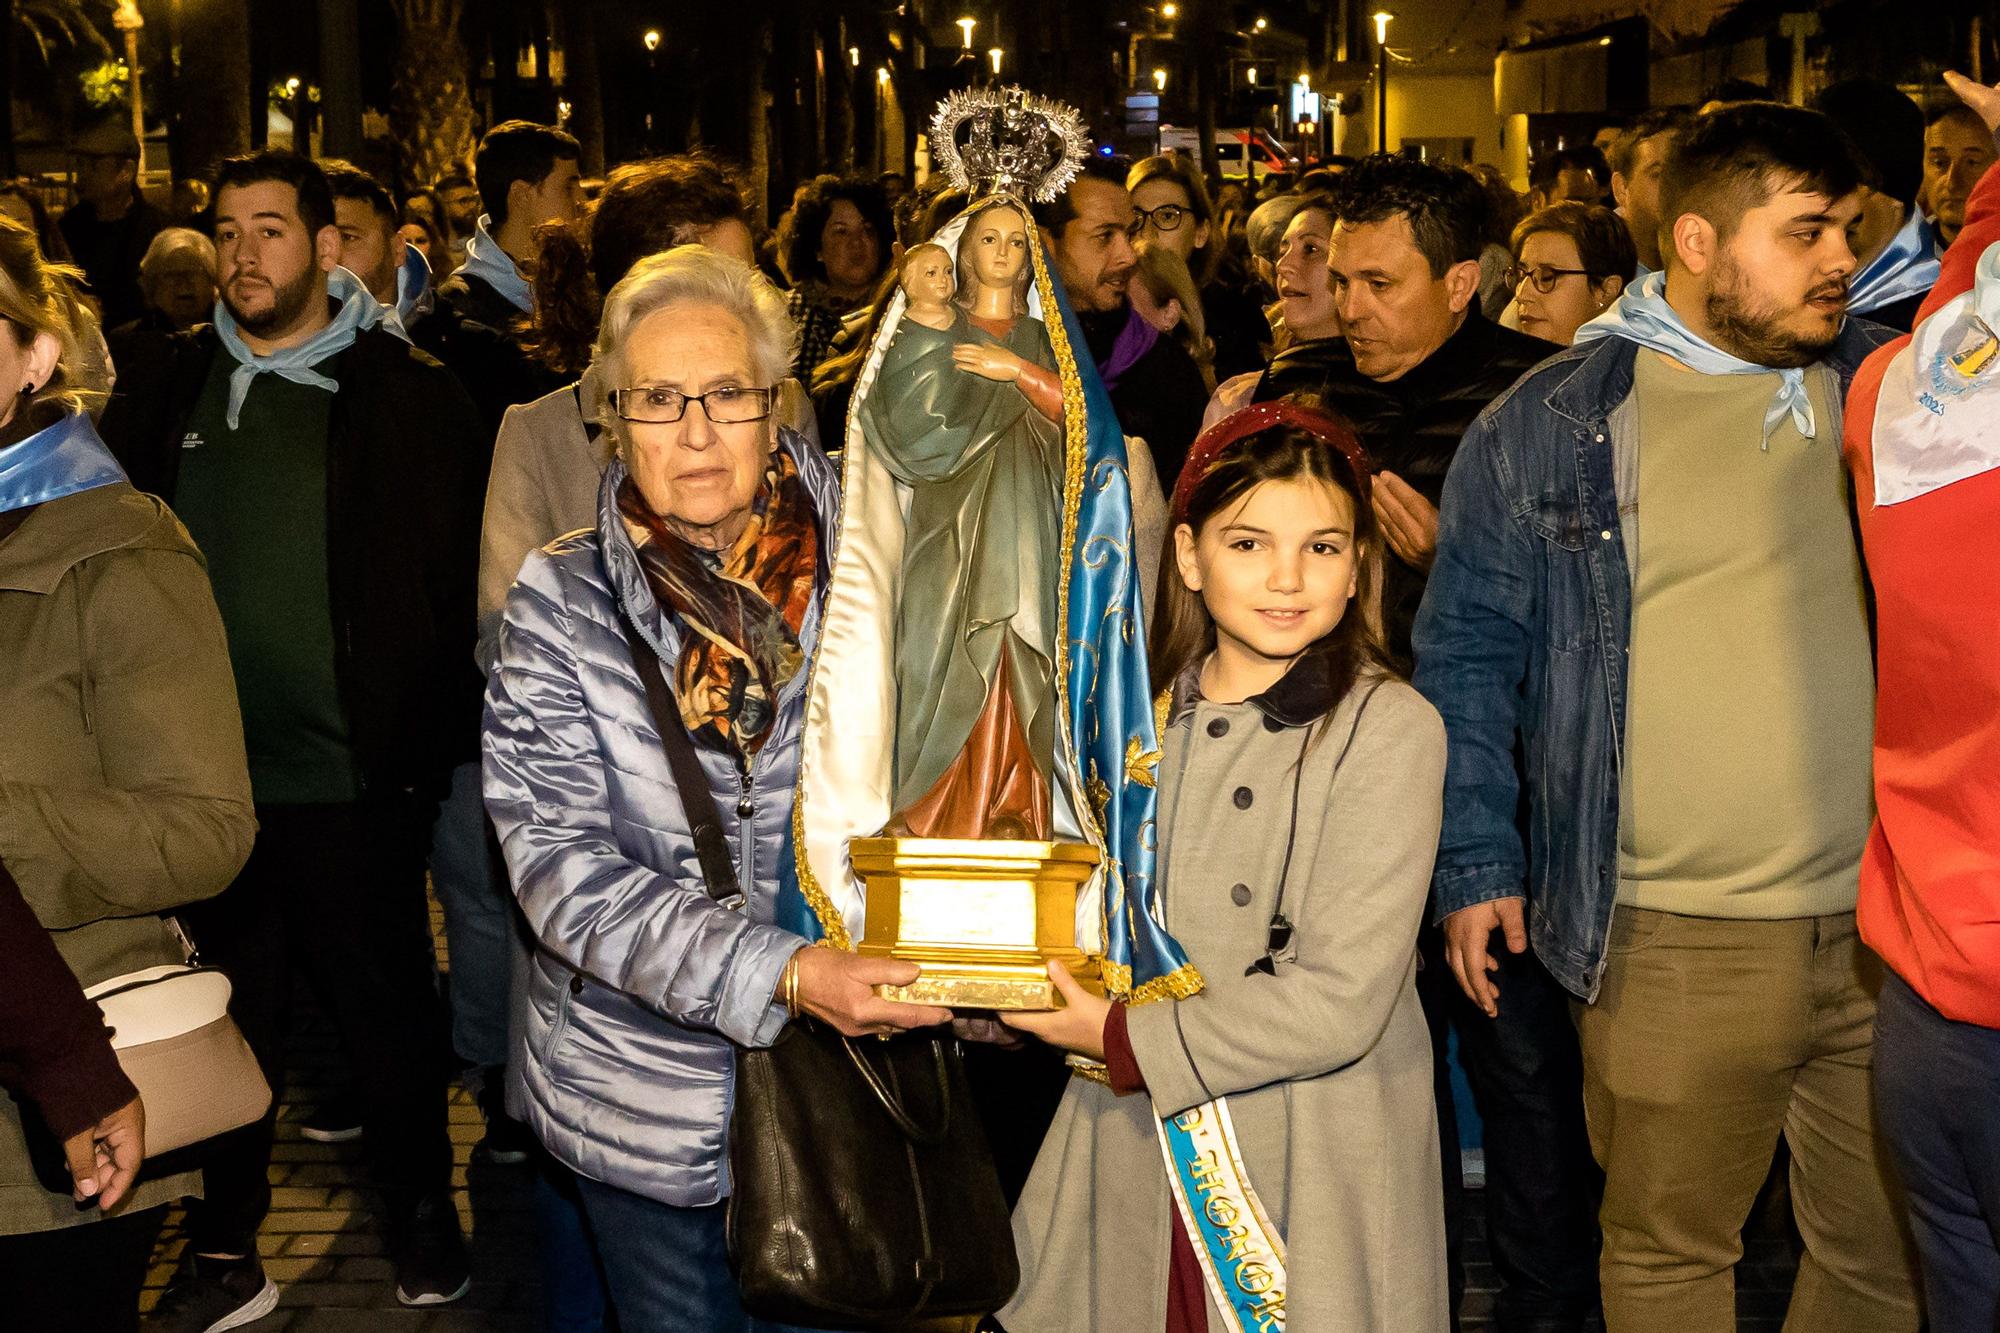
[1507, 201, 1637, 346]
[484, 247, 946, 1330]
[1127, 155, 1273, 382]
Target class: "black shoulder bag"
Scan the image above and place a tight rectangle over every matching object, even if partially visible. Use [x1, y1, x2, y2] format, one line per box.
[618, 609, 1019, 1329]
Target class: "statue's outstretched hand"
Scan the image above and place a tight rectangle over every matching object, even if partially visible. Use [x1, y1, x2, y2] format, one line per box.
[951, 342, 1026, 383]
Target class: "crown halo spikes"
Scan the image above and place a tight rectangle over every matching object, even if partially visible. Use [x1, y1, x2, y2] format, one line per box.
[930, 86, 1090, 204]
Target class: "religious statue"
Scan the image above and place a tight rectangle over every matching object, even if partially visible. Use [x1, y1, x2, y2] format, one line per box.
[781, 88, 1197, 1012]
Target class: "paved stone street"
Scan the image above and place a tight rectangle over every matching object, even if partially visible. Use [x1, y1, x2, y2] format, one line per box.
[136, 899, 1801, 1331]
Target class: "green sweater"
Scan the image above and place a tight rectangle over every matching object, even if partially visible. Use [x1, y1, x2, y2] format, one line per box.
[172, 356, 360, 805]
[1616, 351, 1874, 919]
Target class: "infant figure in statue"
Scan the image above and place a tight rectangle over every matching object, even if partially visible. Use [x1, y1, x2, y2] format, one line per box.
[861, 203, 1067, 842]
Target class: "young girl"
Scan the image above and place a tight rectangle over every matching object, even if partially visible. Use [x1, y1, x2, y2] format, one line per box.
[997, 399, 1451, 1332]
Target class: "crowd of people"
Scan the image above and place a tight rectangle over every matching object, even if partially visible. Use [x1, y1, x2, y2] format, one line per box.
[0, 61, 1995, 1333]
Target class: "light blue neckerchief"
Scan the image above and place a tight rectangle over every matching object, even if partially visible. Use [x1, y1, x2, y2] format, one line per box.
[1850, 210, 1941, 317]
[1574, 270, 1819, 447]
[0, 409, 126, 514]
[212, 266, 384, 430]
[381, 242, 434, 344]
[459, 215, 533, 314]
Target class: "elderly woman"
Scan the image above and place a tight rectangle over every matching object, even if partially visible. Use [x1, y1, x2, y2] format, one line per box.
[483, 246, 949, 1330]
[125, 227, 217, 334]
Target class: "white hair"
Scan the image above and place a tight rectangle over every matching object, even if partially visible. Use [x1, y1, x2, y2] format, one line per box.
[138, 226, 217, 281]
[587, 245, 800, 448]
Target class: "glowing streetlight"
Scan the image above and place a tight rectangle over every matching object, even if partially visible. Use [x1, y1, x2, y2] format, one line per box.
[1247, 65, 1258, 86]
[988, 47, 1004, 76]
[285, 76, 301, 93]
[1372, 13, 1394, 153]
[643, 28, 661, 52]
[1152, 67, 1168, 92]
[956, 17, 977, 49]
[1162, 2, 1178, 17]
[1298, 71, 1310, 90]
[849, 46, 860, 67]
[1254, 15, 1268, 31]
[877, 65, 892, 85]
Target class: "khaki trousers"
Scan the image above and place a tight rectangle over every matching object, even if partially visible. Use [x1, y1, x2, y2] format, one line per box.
[1576, 908, 1920, 1333]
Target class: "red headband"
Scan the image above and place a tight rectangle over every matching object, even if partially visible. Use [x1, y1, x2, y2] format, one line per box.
[1169, 400, 1375, 522]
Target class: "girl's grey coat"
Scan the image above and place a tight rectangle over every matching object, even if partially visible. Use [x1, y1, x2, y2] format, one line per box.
[1001, 662, 1451, 1332]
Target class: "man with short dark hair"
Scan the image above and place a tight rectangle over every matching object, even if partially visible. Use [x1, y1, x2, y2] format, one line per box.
[1609, 109, 1689, 280]
[437, 120, 582, 332]
[432, 167, 481, 268]
[1530, 147, 1606, 211]
[101, 149, 482, 1326]
[1255, 149, 1581, 1330]
[1035, 159, 1208, 488]
[1416, 102, 1920, 1330]
[1924, 104, 1999, 248]
[58, 119, 168, 326]
[1815, 80, 1936, 330]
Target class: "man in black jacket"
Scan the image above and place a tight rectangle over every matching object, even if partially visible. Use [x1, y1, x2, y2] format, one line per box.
[101, 151, 481, 1329]
[58, 120, 169, 328]
[1036, 160, 1209, 493]
[1257, 153, 1594, 1333]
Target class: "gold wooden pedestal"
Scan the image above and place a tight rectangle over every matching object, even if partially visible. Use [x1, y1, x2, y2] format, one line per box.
[852, 837, 1103, 1010]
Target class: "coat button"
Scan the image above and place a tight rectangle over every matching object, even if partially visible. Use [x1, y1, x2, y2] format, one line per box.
[1233, 786, 1254, 810]
[1230, 883, 1252, 906]
[1206, 717, 1230, 738]
[736, 797, 755, 817]
[1263, 714, 1285, 732]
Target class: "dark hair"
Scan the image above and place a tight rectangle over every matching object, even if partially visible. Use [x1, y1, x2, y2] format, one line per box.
[1466, 163, 1524, 249]
[1033, 156, 1131, 237]
[1661, 102, 1865, 242]
[1148, 411, 1394, 701]
[1511, 201, 1638, 283]
[212, 149, 335, 237]
[473, 120, 581, 227]
[1530, 147, 1607, 199]
[1127, 154, 1218, 282]
[1607, 108, 1691, 179]
[319, 159, 396, 222]
[1330, 153, 1486, 278]
[524, 153, 749, 377]
[1928, 103, 1986, 132]
[1811, 80, 1924, 208]
[433, 168, 473, 194]
[0, 180, 72, 263]
[783, 174, 893, 286]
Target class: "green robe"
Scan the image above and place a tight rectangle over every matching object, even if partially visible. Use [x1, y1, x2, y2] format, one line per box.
[859, 307, 1065, 814]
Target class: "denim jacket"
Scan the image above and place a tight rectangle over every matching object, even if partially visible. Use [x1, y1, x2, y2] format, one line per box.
[1410, 321, 1896, 1001]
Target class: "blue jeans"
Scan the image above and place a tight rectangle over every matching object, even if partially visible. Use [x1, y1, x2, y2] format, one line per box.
[431, 759, 524, 1071]
[1875, 970, 2000, 1333]
[564, 1168, 817, 1333]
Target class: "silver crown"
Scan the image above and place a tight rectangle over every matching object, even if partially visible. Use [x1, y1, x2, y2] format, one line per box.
[929, 86, 1089, 204]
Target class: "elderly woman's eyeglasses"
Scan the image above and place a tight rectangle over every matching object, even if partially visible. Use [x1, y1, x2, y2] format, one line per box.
[612, 386, 774, 425]
[1129, 203, 1190, 236]
[1506, 264, 1594, 294]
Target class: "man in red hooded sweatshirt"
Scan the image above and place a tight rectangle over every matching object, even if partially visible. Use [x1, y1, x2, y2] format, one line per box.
[1842, 69, 2000, 1332]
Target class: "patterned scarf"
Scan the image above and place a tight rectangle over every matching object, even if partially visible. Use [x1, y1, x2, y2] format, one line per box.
[617, 449, 818, 756]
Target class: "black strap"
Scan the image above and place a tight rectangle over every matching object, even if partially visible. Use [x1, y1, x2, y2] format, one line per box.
[618, 607, 744, 909]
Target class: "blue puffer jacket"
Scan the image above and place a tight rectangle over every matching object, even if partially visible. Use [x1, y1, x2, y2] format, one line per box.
[483, 429, 835, 1206]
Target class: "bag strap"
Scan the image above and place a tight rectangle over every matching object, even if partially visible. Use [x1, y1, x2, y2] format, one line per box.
[617, 605, 745, 910]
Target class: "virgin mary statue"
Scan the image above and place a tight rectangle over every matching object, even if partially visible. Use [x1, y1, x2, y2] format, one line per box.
[783, 88, 1196, 1008]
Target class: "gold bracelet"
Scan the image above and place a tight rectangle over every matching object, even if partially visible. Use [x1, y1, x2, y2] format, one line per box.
[782, 953, 801, 1017]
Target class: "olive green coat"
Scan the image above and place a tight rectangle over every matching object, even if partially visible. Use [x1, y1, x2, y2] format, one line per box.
[0, 482, 255, 1235]
[1002, 667, 1451, 1332]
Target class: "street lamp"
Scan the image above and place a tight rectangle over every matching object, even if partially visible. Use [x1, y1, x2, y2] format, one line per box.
[643, 29, 661, 52]
[643, 30, 662, 149]
[1246, 65, 1257, 86]
[1254, 16, 1268, 31]
[1162, 2, 1178, 18]
[849, 46, 860, 67]
[988, 48, 1004, 77]
[877, 65, 892, 85]
[1152, 67, 1167, 92]
[956, 17, 976, 49]
[111, 0, 145, 167]
[1372, 12, 1393, 153]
